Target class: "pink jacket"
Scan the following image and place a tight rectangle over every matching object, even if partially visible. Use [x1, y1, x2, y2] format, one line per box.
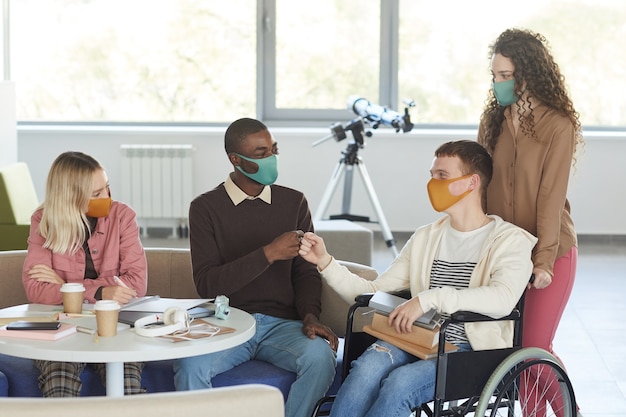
[22, 201, 147, 305]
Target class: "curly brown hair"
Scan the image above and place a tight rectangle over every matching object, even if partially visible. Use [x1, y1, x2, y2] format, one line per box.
[478, 28, 583, 165]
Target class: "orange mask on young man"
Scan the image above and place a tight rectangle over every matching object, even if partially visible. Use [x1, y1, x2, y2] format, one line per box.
[426, 174, 473, 212]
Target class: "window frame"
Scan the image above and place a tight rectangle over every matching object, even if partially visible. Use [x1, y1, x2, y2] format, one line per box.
[259, 0, 400, 125]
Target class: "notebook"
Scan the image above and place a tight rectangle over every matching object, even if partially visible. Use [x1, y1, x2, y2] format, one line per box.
[118, 301, 216, 327]
[0, 322, 77, 341]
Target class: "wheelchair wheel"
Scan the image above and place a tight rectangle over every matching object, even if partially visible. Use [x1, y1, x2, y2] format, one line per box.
[474, 347, 576, 417]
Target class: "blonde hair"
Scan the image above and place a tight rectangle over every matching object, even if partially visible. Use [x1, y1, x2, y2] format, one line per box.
[38, 152, 103, 254]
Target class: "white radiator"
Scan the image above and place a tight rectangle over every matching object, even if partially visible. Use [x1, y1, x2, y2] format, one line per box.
[120, 144, 194, 237]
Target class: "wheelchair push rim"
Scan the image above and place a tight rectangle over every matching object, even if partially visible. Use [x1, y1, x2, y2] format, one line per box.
[474, 347, 576, 417]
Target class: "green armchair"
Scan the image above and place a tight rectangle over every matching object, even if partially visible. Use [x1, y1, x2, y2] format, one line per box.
[0, 163, 39, 251]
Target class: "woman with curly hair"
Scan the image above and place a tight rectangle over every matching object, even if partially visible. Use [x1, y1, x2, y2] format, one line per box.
[478, 28, 583, 416]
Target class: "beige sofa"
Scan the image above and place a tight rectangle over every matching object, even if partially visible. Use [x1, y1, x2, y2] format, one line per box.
[0, 247, 378, 336]
[0, 384, 284, 417]
[0, 247, 377, 398]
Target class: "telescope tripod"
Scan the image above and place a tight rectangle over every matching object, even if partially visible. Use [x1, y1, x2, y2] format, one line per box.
[313, 141, 399, 257]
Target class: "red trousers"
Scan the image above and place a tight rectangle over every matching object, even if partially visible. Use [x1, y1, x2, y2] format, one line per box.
[521, 246, 578, 416]
[522, 246, 578, 355]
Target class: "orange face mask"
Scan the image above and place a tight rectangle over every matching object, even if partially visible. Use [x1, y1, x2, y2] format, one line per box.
[86, 188, 112, 218]
[427, 174, 473, 212]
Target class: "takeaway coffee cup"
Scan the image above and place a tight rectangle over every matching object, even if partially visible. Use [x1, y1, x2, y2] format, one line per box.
[94, 300, 121, 337]
[60, 283, 85, 314]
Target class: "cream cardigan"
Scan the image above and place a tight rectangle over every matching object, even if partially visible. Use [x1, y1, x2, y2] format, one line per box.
[321, 215, 537, 350]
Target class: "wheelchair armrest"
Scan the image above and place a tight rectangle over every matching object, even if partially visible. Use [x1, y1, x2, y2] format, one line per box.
[389, 289, 411, 299]
[354, 289, 411, 307]
[354, 293, 374, 306]
[449, 308, 521, 323]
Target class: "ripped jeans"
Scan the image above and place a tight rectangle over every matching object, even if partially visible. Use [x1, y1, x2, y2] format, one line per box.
[329, 340, 471, 417]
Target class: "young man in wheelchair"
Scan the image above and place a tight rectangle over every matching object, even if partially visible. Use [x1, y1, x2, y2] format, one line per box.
[299, 140, 537, 417]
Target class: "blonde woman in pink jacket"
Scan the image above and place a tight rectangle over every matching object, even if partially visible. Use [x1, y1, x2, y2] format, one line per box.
[22, 151, 147, 397]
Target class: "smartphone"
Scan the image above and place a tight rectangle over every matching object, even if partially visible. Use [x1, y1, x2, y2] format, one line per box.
[6, 321, 61, 331]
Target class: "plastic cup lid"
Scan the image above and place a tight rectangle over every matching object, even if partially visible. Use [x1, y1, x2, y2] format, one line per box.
[60, 283, 85, 292]
[94, 300, 120, 311]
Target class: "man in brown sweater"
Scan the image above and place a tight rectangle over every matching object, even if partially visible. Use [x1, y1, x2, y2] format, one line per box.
[173, 118, 338, 417]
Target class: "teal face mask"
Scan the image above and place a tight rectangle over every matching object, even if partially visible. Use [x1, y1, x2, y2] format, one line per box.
[493, 79, 520, 106]
[234, 153, 279, 185]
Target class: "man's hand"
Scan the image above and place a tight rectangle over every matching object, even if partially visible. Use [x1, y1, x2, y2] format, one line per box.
[298, 232, 333, 271]
[263, 230, 305, 264]
[27, 264, 64, 285]
[388, 297, 425, 334]
[302, 313, 339, 352]
[530, 267, 552, 289]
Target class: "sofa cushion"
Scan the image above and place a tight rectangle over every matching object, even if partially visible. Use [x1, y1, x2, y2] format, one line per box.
[0, 371, 8, 397]
[320, 260, 378, 338]
[0, 250, 29, 309]
[0, 354, 108, 397]
[0, 350, 344, 400]
[0, 163, 39, 251]
[314, 219, 373, 266]
[0, 162, 39, 225]
[0, 248, 370, 399]
[144, 248, 198, 299]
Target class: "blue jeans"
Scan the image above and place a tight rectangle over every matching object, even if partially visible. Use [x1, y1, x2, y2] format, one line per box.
[329, 340, 472, 417]
[174, 314, 337, 417]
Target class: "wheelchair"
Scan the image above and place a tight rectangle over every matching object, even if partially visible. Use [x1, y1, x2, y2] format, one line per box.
[312, 288, 577, 417]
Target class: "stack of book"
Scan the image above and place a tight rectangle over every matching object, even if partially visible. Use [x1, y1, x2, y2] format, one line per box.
[364, 291, 457, 359]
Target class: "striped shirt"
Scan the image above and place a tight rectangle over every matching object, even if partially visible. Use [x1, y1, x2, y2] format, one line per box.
[430, 220, 494, 345]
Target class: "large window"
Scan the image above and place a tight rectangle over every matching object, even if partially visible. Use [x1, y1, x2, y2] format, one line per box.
[396, 0, 626, 127]
[5, 0, 626, 127]
[265, 0, 381, 122]
[9, 0, 256, 123]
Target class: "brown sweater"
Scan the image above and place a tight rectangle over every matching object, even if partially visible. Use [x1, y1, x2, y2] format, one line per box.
[478, 103, 577, 276]
[188, 183, 321, 321]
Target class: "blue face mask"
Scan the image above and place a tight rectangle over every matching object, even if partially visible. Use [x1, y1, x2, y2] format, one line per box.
[493, 79, 520, 106]
[234, 153, 279, 185]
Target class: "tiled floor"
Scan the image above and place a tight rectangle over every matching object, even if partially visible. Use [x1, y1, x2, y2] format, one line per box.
[142, 232, 626, 417]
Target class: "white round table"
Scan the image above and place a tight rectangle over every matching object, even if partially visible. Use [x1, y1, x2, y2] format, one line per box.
[0, 304, 256, 397]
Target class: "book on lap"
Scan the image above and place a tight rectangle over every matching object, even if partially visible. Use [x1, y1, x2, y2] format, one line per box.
[363, 312, 458, 360]
[0, 322, 77, 341]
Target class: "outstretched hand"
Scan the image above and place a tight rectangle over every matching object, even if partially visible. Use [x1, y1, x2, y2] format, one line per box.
[302, 313, 339, 352]
[298, 232, 333, 271]
[263, 230, 305, 263]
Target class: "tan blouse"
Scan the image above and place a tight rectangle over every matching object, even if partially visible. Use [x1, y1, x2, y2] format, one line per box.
[478, 103, 577, 276]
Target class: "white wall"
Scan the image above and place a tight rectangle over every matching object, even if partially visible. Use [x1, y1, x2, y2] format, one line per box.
[0, 82, 17, 168]
[17, 125, 625, 235]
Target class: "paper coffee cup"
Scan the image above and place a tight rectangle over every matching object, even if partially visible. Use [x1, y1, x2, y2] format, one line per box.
[60, 283, 85, 314]
[94, 300, 120, 337]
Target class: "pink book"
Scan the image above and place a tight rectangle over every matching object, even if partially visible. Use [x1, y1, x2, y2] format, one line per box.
[0, 323, 77, 341]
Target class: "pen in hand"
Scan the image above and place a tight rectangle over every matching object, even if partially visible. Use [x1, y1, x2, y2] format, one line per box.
[113, 275, 130, 289]
[113, 275, 137, 303]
